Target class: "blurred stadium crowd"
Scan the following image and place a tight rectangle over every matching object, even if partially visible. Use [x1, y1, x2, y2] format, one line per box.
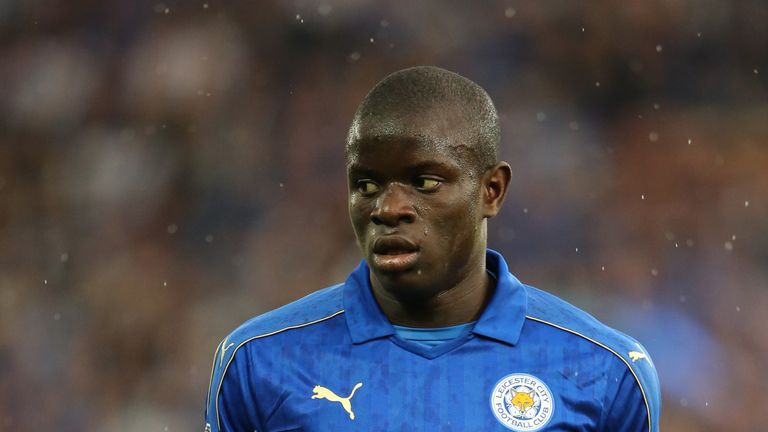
[1, 1, 767, 431]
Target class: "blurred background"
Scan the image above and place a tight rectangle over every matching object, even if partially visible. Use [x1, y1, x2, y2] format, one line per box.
[1, 0, 766, 430]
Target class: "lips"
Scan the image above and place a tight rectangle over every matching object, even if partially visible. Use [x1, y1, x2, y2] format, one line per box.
[371, 236, 420, 272]
[373, 236, 418, 255]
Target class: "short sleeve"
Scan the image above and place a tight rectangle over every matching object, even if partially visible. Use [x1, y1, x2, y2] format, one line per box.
[205, 338, 264, 432]
[599, 346, 661, 432]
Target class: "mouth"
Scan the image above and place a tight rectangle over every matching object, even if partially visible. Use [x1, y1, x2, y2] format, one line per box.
[371, 236, 420, 272]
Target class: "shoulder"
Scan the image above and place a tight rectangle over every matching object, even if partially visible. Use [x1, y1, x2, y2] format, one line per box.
[205, 284, 347, 430]
[522, 284, 661, 428]
[223, 283, 345, 350]
[210, 283, 346, 391]
[523, 284, 641, 361]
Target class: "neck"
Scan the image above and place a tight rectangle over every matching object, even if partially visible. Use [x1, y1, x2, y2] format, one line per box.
[371, 253, 493, 328]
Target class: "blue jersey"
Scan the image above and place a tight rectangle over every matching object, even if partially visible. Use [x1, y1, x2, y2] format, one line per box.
[205, 249, 660, 431]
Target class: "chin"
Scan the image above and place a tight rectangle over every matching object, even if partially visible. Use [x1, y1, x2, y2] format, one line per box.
[372, 268, 439, 301]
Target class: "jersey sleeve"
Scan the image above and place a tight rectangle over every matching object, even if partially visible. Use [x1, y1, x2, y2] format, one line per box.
[598, 343, 661, 432]
[204, 338, 265, 432]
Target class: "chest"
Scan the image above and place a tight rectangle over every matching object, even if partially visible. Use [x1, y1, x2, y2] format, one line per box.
[255, 338, 608, 431]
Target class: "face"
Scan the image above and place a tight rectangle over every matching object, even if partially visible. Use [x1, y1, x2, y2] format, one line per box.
[347, 121, 495, 301]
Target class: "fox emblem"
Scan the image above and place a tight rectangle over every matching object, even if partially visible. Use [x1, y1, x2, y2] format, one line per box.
[311, 382, 363, 420]
[509, 389, 536, 415]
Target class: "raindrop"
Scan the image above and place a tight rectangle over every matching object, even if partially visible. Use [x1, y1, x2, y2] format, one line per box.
[601, 266, 605, 271]
[568, 121, 579, 131]
[687, 138, 692, 145]
[641, 194, 645, 200]
[744, 201, 749, 207]
[724, 241, 733, 251]
[44, 279, 48, 284]
[736, 306, 741, 312]
[655, 44, 663, 52]
[205, 234, 214, 243]
[60, 253, 69, 263]
[53, 312, 61, 320]
[595, 81, 601, 87]
[522, 208, 529, 214]
[163, 281, 167, 287]
[504, 8, 516, 18]
[650, 268, 659, 276]
[380, 19, 389, 28]
[679, 295, 686, 303]
[167, 224, 178, 234]
[754, 68, 759, 75]
[649, 132, 659, 142]
[653, 103, 660, 110]
[369, 37, 374, 43]
[536, 112, 546, 121]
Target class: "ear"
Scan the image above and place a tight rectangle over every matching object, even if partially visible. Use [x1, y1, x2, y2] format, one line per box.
[481, 161, 512, 218]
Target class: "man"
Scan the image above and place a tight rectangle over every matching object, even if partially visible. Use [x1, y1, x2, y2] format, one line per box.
[205, 66, 660, 431]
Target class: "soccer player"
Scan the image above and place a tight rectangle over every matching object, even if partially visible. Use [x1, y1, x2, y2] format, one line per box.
[205, 66, 660, 431]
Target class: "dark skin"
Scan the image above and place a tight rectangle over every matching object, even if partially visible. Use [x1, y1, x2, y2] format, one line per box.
[347, 111, 511, 328]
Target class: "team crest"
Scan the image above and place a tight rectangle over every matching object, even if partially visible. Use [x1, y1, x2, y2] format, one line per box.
[490, 373, 554, 431]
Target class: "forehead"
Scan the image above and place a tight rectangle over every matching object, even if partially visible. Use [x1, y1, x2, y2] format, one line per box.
[346, 133, 476, 173]
[346, 112, 478, 168]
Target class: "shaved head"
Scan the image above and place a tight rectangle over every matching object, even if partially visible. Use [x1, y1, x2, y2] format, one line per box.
[346, 66, 500, 173]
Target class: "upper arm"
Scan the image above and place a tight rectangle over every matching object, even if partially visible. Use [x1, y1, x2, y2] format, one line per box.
[205, 339, 264, 432]
[599, 346, 661, 432]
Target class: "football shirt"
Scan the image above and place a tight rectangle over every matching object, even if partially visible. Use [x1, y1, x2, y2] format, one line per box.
[205, 249, 660, 431]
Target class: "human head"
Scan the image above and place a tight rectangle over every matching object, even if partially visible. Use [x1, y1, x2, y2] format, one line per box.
[346, 66, 500, 176]
[346, 66, 511, 302]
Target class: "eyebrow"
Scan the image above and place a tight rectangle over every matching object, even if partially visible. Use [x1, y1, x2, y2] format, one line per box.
[347, 163, 374, 175]
[347, 160, 458, 176]
[405, 161, 457, 173]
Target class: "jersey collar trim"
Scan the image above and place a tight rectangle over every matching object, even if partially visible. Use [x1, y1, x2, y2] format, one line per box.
[342, 248, 527, 346]
[470, 248, 528, 346]
[343, 261, 396, 344]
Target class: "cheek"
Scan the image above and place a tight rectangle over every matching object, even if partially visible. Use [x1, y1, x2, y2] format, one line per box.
[348, 199, 371, 236]
[426, 198, 479, 243]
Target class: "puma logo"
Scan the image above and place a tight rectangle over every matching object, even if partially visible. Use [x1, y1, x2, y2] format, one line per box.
[628, 350, 647, 363]
[311, 382, 363, 420]
[510, 390, 535, 415]
[219, 338, 234, 367]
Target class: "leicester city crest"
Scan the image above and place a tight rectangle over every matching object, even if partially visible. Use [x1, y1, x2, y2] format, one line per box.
[489, 373, 554, 431]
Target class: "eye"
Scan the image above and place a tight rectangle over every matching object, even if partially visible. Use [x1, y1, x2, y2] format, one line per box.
[415, 177, 442, 191]
[356, 180, 380, 195]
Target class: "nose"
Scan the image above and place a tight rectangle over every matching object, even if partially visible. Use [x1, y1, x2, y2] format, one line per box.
[371, 183, 416, 226]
